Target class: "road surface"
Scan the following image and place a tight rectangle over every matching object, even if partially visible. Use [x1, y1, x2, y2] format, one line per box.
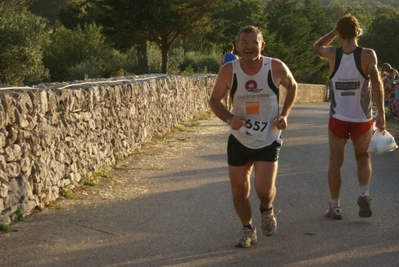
[1, 103, 398, 267]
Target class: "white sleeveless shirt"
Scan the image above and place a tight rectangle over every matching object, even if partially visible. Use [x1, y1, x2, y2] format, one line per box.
[229, 56, 282, 149]
[329, 47, 372, 122]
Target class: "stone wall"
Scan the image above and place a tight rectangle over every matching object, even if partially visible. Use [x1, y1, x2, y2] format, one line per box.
[0, 74, 326, 225]
[280, 83, 329, 104]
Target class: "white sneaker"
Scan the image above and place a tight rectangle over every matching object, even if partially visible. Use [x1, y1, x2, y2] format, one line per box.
[235, 227, 257, 248]
[261, 211, 277, 236]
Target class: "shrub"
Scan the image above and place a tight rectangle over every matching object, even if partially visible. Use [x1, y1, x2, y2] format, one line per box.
[0, 7, 50, 85]
[179, 51, 219, 74]
[43, 23, 113, 82]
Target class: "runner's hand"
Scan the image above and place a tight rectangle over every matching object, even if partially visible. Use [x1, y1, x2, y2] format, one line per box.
[274, 116, 288, 130]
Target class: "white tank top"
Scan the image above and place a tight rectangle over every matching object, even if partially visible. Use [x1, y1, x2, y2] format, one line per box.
[229, 56, 282, 149]
[329, 47, 372, 122]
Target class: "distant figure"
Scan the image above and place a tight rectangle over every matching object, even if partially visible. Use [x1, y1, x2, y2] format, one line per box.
[381, 63, 399, 109]
[390, 83, 399, 119]
[219, 44, 238, 109]
[381, 63, 399, 89]
[314, 14, 385, 220]
[220, 44, 238, 68]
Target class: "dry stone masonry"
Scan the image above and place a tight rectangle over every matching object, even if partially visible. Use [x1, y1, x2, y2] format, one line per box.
[0, 74, 215, 225]
[0, 74, 326, 225]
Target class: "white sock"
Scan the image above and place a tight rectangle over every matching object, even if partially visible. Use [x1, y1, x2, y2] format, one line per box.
[360, 186, 369, 196]
[331, 199, 340, 207]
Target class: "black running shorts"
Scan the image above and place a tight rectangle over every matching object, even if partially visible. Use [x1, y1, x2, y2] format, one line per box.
[227, 134, 281, 166]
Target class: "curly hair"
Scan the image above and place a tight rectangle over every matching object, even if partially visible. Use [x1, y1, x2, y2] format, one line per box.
[336, 14, 360, 40]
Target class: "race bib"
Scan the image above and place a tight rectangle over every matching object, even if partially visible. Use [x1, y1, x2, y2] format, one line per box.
[238, 119, 270, 140]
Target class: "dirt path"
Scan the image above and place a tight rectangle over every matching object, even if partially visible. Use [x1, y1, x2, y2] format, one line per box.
[48, 112, 220, 210]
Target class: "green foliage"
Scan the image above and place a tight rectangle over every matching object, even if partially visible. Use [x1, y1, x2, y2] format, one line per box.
[209, 0, 267, 51]
[58, 0, 99, 30]
[0, 223, 10, 231]
[2, 0, 399, 85]
[318, 0, 399, 11]
[42, 23, 114, 82]
[80, 164, 113, 187]
[179, 51, 219, 74]
[60, 188, 75, 198]
[1, 0, 31, 10]
[81, 177, 97, 186]
[94, 0, 226, 73]
[146, 44, 162, 74]
[146, 44, 189, 74]
[67, 57, 99, 80]
[16, 207, 24, 221]
[28, 0, 69, 24]
[131, 43, 220, 75]
[183, 65, 195, 76]
[301, 0, 336, 83]
[93, 165, 113, 178]
[264, 0, 332, 83]
[55, 45, 138, 80]
[0, 6, 50, 85]
[168, 47, 187, 75]
[325, 2, 374, 32]
[361, 11, 399, 70]
[100, 49, 136, 77]
[117, 48, 140, 75]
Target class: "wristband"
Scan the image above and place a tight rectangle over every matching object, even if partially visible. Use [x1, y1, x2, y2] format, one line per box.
[227, 114, 234, 125]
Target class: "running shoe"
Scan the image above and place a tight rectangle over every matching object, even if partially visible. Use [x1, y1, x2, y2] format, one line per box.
[235, 227, 257, 248]
[325, 202, 342, 220]
[261, 210, 277, 236]
[358, 195, 372, 218]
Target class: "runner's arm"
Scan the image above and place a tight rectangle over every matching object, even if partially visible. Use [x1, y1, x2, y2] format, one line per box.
[209, 64, 246, 129]
[272, 59, 297, 130]
[368, 50, 386, 131]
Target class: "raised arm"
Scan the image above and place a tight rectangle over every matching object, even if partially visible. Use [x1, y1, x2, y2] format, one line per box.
[313, 29, 338, 71]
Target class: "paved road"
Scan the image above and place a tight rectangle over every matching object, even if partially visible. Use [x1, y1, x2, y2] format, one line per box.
[1, 103, 399, 267]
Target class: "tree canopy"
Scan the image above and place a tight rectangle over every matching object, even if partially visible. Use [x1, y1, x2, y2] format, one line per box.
[361, 13, 399, 67]
[0, 5, 49, 85]
[93, 0, 227, 73]
[1, 0, 399, 85]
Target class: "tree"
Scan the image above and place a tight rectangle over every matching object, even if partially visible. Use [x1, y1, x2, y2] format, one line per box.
[361, 12, 399, 69]
[0, 5, 50, 85]
[94, 0, 225, 74]
[300, 0, 335, 83]
[42, 23, 113, 82]
[209, 0, 267, 54]
[264, 0, 332, 83]
[28, 0, 69, 24]
[1, 0, 33, 10]
[326, 2, 373, 31]
[58, 0, 98, 30]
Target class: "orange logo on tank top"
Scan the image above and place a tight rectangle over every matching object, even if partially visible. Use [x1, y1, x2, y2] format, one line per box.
[246, 101, 260, 114]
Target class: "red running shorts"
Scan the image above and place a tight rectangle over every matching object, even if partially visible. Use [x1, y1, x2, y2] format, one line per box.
[329, 117, 372, 140]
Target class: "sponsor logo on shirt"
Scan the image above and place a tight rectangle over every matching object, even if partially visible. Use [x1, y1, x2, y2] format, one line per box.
[246, 101, 260, 114]
[335, 81, 360, 90]
[245, 80, 263, 93]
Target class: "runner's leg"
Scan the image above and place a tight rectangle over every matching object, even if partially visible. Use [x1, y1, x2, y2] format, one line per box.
[328, 131, 347, 200]
[229, 162, 254, 226]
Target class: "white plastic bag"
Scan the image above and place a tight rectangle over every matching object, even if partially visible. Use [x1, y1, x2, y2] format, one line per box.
[367, 130, 398, 154]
